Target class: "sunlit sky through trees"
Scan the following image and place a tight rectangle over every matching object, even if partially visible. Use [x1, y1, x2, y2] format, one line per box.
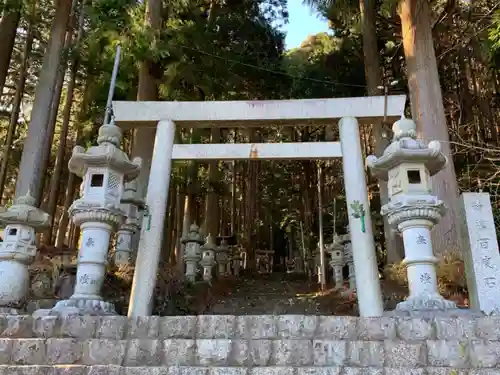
[284, 1, 330, 48]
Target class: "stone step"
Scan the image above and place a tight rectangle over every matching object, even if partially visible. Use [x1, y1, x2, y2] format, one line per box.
[3, 337, 500, 368]
[0, 366, 483, 375]
[0, 315, 499, 373]
[1, 315, 498, 341]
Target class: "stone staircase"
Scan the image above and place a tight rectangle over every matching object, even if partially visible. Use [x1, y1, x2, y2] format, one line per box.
[207, 272, 355, 316]
[0, 314, 499, 374]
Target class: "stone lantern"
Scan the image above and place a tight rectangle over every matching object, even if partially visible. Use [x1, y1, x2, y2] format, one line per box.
[182, 224, 203, 282]
[340, 232, 356, 297]
[327, 234, 344, 290]
[115, 180, 143, 266]
[231, 247, 243, 277]
[0, 194, 50, 313]
[216, 239, 231, 277]
[366, 116, 457, 314]
[199, 234, 216, 283]
[47, 121, 141, 316]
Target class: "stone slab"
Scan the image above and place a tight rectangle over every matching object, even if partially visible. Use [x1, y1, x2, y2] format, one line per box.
[459, 192, 500, 315]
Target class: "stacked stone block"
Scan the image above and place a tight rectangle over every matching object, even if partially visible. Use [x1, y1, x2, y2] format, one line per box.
[0, 315, 499, 374]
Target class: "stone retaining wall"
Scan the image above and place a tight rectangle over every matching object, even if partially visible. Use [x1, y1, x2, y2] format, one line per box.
[0, 315, 499, 374]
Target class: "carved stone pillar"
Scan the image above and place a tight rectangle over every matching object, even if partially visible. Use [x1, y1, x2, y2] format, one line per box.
[367, 117, 458, 315]
[41, 121, 141, 316]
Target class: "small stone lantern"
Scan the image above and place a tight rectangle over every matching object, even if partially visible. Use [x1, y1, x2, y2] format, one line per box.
[366, 116, 457, 314]
[0, 194, 50, 313]
[231, 247, 243, 277]
[327, 234, 344, 290]
[47, 121, 141, 316]
[340, 232, 356, 297]
[199, 234, 216, 283]
[182, 224, 203, 282]
[115, 180, 143, 266]
[216, 239, 231, 277]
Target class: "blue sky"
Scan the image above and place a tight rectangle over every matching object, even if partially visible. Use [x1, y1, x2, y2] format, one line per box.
[284, 1, 330, 49]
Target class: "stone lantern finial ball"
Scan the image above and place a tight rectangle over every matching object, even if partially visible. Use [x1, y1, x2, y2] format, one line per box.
[392, 116, 417, 140]
[97, 121, 122, 147]
[189, 223, 199, 232]
[15, 192, 36, 207]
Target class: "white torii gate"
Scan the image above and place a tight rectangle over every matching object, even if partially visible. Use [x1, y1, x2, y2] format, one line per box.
[113, 95, 406, 318]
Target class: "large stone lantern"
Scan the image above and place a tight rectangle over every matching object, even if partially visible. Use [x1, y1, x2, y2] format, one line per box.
[48, 121, 141, 315]
[366, 116, 457, 314]
[0, 194, 50, 313]
[115, 179, 143, 266]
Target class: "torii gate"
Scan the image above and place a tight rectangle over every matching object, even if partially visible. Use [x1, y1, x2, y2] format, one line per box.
[113, 95, 406, 318]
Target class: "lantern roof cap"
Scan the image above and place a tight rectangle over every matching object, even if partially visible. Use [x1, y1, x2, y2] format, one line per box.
[182, 223, 204, 244]
[201, 234, 216, 251]
[0, 192, 50, 228]
[68, 121, 142, 181]
[366, 116, 446, 180]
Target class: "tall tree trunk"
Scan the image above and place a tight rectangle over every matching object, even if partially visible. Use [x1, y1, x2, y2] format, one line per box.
[244, 129, 258, 271]
[132, 0, 162, 196]
[15, 0, 72, 201]
[399, 0, 460, 254]
[37, 12, 76, 205]
[359, 0, 403, 263]
[203, 128, 221, 237]
[359, 0, 381, 92]
[0, 0, 36, 203]
[231, 160, 237, 235]
[0, 1, 21, 97]
[54, 168, 79, 248]
[129, 0, 162, 264]
[173, 184, 186, 266]
[45, 1, 85, 243]
[162, 183, 177, 261]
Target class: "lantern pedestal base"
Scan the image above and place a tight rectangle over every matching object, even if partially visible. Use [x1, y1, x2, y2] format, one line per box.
[396, 293, 456, 311]
[36, 298, 116, 317]
[0, 260, 30, 312]
[387, 293, 481, 317]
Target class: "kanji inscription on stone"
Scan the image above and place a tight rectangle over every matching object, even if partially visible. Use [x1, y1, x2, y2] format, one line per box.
[79, 274, 90, 285]
[420, 272, 431, 284]
[416, 235, 427, 245]
[459, 192, 500, 315]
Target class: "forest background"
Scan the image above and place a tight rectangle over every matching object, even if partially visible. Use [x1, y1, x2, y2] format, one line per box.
[0, 0, 499, 291]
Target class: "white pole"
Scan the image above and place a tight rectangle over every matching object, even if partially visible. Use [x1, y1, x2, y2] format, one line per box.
[339, 117, 383, 317]
[128, 120, 176, 317]
[104, 45, 121, 125]
[317, 162, 326, 290]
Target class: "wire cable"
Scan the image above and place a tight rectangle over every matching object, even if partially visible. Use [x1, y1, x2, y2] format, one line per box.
[170, 42, 368, 89]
